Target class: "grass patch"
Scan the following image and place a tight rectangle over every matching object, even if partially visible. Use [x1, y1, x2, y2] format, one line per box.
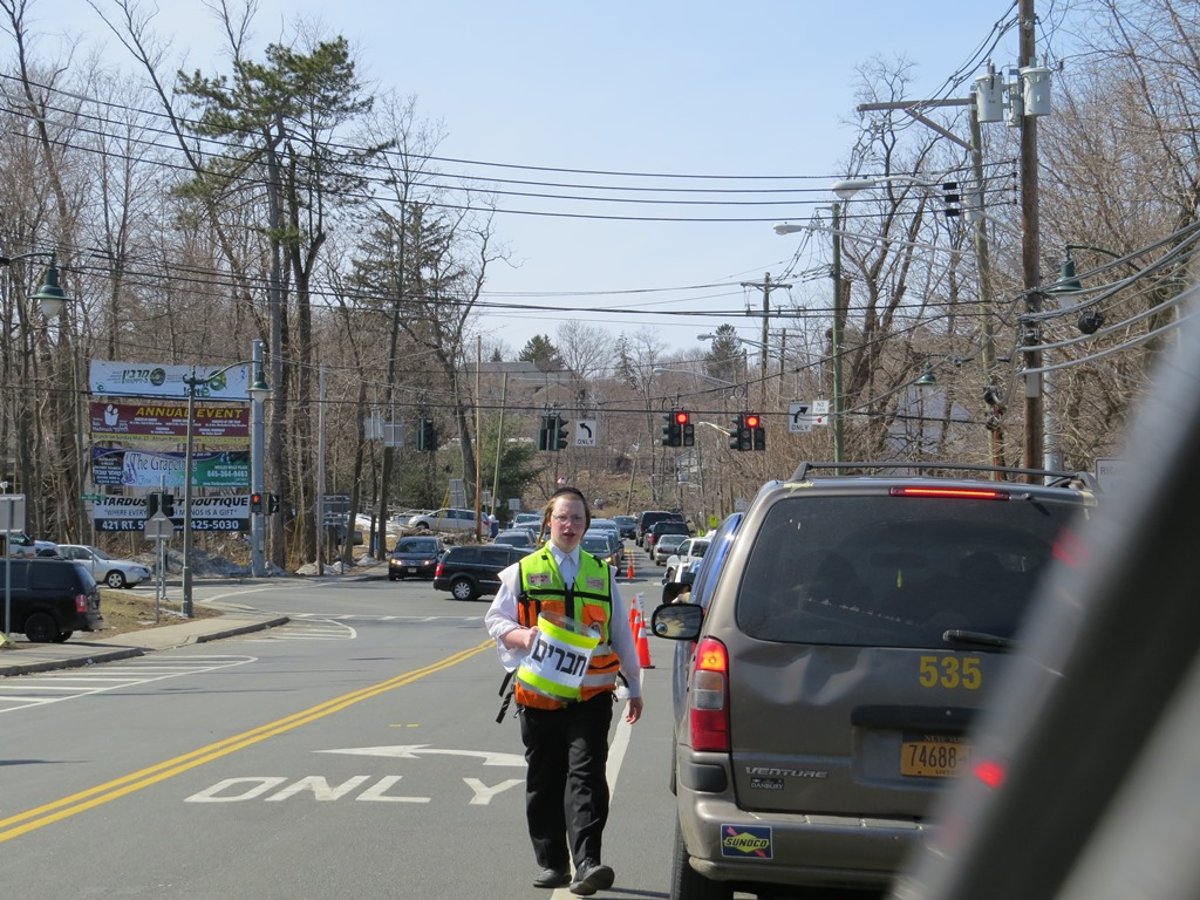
[100, 589, 223, 636]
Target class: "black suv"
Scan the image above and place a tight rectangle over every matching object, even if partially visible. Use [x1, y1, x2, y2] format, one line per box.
[651, 462, 1096, 899]
[432, 544, 528, 601]
[637, 509, 684, 546]
[1, 558, 105, 642]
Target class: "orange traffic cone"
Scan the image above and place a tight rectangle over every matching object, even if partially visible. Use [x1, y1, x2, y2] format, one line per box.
[636, 608, 654, 669]
[626, 557, 636, 579]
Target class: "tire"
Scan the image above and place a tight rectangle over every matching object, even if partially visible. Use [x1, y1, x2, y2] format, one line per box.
[54, 631, 73, 643]
[415, 522, 430, 531]
[388, 574, 397, 581]
[104, 570, 128, 589]
[450, 577, 477, 601]
[24, 612, 59, 643]
[670, 817, 731, 900]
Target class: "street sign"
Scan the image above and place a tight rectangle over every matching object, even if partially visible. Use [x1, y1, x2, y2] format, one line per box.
[788, 402, 813, 433]
[812, 399, 830, 426]
[575, 419, 598, 447]
[144, 514, 174, 541]
[0, 495, 25, 531]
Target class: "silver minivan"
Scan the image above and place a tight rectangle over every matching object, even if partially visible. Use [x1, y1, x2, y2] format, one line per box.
[652, 463, 1096, 899]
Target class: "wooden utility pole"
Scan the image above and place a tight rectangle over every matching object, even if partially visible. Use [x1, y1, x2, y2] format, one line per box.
[1019, 0, 1043, 475]
[739, 272, 791, 410]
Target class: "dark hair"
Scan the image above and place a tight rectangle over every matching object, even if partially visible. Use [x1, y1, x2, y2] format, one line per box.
[540, 487, 592, 535]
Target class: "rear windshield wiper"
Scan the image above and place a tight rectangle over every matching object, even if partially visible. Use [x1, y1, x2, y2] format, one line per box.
[942, 629, 1015, 651]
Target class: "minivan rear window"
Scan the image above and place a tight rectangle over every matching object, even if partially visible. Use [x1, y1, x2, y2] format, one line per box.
[737, 495, 1081, 648]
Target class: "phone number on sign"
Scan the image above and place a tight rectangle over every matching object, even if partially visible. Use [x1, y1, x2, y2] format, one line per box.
[191, 519, 248, 532]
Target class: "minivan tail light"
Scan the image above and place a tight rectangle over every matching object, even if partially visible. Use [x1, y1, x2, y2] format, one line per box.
[690, 637, 730, 752]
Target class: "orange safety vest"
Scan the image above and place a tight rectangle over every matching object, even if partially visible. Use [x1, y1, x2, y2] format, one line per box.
[514, 548, 620, 710]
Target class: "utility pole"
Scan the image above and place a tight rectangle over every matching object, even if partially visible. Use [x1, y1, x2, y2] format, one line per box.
[739, 272, 791, 409]
[830, 206, 845, 462]
[1019, 0, 1043, 476]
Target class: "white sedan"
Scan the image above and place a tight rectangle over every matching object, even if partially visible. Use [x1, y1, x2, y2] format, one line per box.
[652, 533, 690, 567]
[663, 537, 711, 583]
[56, 544, 153, 589]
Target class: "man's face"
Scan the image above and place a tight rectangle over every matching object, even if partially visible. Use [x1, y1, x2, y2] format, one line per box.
[547, 496, 587, 553]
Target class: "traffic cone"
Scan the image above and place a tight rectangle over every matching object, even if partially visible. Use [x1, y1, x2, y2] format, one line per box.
[626, 556, 636, 579]
[636, 610, 654, 669]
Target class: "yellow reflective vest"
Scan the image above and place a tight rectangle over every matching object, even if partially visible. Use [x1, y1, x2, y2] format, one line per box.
[514, 548, 619, 710]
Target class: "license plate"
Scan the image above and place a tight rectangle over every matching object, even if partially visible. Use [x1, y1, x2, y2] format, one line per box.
[900, 733, 968, 778]
[408, 567, 418, 574]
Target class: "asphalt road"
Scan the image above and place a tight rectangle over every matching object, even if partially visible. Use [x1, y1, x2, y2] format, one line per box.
[2, 565, 684, 899]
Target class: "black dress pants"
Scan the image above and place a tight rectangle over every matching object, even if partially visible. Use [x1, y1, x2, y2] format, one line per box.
[518, 691, 615, 869]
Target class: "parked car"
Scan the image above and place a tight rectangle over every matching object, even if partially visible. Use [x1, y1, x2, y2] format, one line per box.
[406, 508, 486, 533]
[644, 519, 691, 556]
[0, 557, 105, 642]
[492, 529, 538, 554]
[650, 462, 1097, 899]
[614, 515, 638, 540]
[387, 535, 446, 581]
[433, 543, 528, 601]
[663, 538, 709, 584]
[581, 531, 622, 569]
[652, 532, 689, 566]
[56, 544, 152, 588]
[511, 511, 543, 532]
[637, 509, 685, 547]
[0, 532, 57, 558]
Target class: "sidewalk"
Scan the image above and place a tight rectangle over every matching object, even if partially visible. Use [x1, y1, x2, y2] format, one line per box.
[0, 611, 289, 678]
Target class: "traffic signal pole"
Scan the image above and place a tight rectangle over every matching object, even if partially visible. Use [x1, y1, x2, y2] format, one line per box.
[250, 339, 267, 577]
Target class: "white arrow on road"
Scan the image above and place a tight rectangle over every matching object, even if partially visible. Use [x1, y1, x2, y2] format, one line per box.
[317, 744, 526, 767]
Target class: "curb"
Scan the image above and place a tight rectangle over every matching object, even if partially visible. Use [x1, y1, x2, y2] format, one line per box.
[1, 646, 144, 677]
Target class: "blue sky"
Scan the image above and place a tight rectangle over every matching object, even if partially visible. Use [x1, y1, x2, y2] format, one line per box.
[29, 1, 1032, 359]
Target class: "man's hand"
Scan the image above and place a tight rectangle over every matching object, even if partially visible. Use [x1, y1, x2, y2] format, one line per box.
[624, 696, 644, 724]
[502, 626, 539, 653]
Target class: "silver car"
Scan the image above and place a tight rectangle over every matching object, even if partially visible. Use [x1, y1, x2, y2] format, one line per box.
[56, 544, 153, 589]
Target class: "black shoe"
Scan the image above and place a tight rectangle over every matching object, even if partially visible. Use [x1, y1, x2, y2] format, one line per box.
[569, 860, 615, 896]
[533, 867, 570, 888]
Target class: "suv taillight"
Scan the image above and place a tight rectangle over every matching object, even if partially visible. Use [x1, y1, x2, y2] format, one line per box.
[689, 637, 730, 752]
[75, 593, 89, 613]
[434, 561, 445, 578]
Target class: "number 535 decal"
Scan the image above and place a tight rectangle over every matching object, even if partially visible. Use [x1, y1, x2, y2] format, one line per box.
[919, 655, 983, 690]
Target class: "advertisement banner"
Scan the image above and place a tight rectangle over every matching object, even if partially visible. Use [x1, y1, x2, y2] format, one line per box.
[92, 495, 251, 533]
[90, 360, 256, 400]
[91, 447, 249, 488]
[89, 401, 249, 446]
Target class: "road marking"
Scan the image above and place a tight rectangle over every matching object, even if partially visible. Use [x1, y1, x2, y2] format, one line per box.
[237, 617, 357, 642]
[0, 640, 492, 842]
[318, 745, 526, 767]
[0, 656, 257, 713]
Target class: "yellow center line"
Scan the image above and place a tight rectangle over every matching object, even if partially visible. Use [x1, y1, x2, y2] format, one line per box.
[0, 640, 492, 842]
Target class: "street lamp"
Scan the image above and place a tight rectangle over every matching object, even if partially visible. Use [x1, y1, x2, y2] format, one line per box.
[651, 366, 747, 399]
[775, 216, 845, 461]
[0, 250, 72, 317]
[181, 358, 270, 617]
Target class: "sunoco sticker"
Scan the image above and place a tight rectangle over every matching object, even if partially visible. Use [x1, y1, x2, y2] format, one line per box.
[720, 824, 772, 859]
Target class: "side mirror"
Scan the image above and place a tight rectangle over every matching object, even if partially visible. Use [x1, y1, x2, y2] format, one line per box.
[650, 602, 703, 641]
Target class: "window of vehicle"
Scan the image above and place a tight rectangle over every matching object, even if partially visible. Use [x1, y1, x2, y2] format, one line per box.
[394, 538, 440, 555]
[581, 535, 612, 556]
[448, 547, 479, 564]
[686, 514, 741, 610]
[737, 495, 1078, 648]
[479, 547, 512, 567]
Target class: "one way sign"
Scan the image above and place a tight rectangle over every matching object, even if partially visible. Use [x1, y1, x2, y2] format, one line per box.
[789, 402, 812, 433]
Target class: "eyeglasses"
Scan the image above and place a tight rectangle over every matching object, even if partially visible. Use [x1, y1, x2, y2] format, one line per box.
[551, 515, 586, 526]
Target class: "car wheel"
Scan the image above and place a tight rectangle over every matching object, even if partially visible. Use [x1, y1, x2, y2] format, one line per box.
[670, 817, 731, 900]
[54, 631, 73, 643]
[415, 522, 430, 530]
[24, 612, 59, 643]
[450, 578, 477, 601]
[105, 570, 128, 589]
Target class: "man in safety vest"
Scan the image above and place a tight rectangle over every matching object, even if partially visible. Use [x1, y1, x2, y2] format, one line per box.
[485, 487, 643, 896]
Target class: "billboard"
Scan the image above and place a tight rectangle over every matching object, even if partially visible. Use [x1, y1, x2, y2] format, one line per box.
[89, 401, 249, 446]
[91, 447, 249, 488]
[92, 495, 251, 533]
[90, 360, 258, 400]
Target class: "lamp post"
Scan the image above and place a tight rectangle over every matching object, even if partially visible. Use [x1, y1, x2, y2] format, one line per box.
[181, 356, 270, 617]
[775, 215, 845, 461]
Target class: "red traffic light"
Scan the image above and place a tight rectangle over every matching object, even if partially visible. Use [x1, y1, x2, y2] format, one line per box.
[674, 411, 690, 425]
[744, 414, 761, 429]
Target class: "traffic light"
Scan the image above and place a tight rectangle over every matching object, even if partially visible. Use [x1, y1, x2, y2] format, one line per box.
[146, 493, 159, 518]
[268, 493, 280, 514]
[250, 491, 264, 514]
[729, 414, 750, 451]
[417, 418, 437, 452]
[748, 413, 766, 451]
[553, 415, 569, 451]
[662, 410, 683, 447]
[942, 181, 961, 218]
[676, 410, 695, 447]
[160, 493, 176, 518]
